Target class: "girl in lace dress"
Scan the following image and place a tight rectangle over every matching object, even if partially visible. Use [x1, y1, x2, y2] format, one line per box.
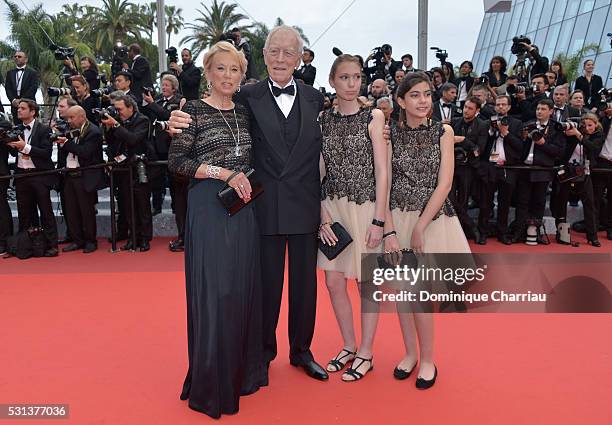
[384, 72, 470, 389]
[318, 55, 388, 382]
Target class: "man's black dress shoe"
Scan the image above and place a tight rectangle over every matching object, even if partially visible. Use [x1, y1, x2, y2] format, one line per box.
[415, 365, 437, 390]
[475, 233, 487, 245]
[62, 243, 82, 253]
[83, 243, 97, 254]
[498, 234, 513, 245]
[58, 236, 73, 245]
[122, 240, 136, 251]
[139, 240, 151, 252]
[290, 359, 329, 381]
[44, 247, 59, 257]
[169, 238, 184, 252]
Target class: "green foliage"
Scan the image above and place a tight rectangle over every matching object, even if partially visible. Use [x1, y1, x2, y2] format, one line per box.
[554, 43, 600, 85]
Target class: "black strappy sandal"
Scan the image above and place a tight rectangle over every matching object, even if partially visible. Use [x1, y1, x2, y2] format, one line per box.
[327, 348, 356, 372]
[342, 356, 374, 382]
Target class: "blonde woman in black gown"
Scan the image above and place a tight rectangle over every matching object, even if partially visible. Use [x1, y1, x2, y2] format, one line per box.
[168, 41, 267, 418]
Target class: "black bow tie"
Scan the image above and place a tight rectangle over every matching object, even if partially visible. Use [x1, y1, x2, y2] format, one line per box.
[442, 103, 452, 109]
[555, 107, 564, 111]
[17, 68, 24, 72]
[24, 125, 31, 130]
[271, 84, 295, 97]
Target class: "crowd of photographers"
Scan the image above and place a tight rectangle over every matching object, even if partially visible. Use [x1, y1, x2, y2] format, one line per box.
[1, 33, 612, 258]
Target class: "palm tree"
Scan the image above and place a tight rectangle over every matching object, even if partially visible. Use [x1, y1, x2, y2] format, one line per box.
[555, 44, 600, 86]
[180, 0, 249, 59]
[165, 5, 184, 47]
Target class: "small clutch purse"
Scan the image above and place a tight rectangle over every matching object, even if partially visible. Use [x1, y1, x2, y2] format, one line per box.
[377, 248, 418, 270]
[217, 169, 264, 216]
[318, 222, 353, 260]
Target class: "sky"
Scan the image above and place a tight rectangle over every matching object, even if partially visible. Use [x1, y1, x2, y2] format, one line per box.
[0, 0, 485, 90]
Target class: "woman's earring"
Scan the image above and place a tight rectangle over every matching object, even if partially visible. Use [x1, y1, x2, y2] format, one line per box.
[236, 85, 241, 93]
[207, 81, 213, 90]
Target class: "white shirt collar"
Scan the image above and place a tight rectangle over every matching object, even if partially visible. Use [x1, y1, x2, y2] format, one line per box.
[133, 55, 141, 61]
[16, 66, 26, 70]
[269, 77, 295, 89]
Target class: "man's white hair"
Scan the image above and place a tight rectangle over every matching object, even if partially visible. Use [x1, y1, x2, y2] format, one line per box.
[264, 25, 304, 54]
[376, 96, 393, 107]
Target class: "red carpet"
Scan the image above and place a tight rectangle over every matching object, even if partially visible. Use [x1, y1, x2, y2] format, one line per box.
[1, 237, 611, 424]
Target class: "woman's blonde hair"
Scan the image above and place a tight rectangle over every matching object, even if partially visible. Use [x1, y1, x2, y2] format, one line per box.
[203, 41, 247, 75]
[582, 112, 603, 132]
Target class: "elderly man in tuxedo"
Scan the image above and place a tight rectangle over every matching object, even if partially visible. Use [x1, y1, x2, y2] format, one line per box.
[169, 25, 329, 381]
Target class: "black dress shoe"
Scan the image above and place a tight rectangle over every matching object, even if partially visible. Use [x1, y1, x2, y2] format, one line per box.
[44, 247, 59, 257]
[169, 238, 184, 252]
[607, 230, 612, 241]
[415, 365, 437, 390]
[290, 359, 329, 381]
[475, 233, 487, 245]
[62, 243, 82, 253]
[139, 240, 151, 252]
[58, 237, 73, 245]
[121, 240, 136, 251]
[83, 243, 97, 253]
[587, 237, 601, 247]
[498, 234, 513, 245]
[393, 360, 417, 380]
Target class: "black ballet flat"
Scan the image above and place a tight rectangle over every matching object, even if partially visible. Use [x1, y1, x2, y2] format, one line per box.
[393, 360, 417, 380]
[415, 365, 437, 390]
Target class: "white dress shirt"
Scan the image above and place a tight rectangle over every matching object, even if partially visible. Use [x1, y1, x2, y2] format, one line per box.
[494, 134, 507, 162]
[269, 78, 297, 118]
[65, 123, 87, 169]
[16, 66, 26, 97]
[18, 119, 36, 169]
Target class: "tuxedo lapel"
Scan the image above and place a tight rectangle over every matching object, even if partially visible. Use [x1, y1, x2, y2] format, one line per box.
[248, 81, 290, 162]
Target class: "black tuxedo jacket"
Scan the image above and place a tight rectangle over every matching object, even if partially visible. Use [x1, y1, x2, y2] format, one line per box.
[452, 117, 489, 168]
[130, 56, 153, 101]
[178, 62, 202, 101]
[0, 120, 10, 176]
[9, 120, 56, 187]
[552, 105, 581, 122]
[432, 100, 460, 122]
[293, 64, 316, 86]
[479, 116, 524, 183]
[143, 94, 181, 156]
[105, 111, 150, 159]
[236, 80, 324, 235]
[58, 122, 107, 192]
[521, 124, 564, 182]
[5, 67, 39, 101]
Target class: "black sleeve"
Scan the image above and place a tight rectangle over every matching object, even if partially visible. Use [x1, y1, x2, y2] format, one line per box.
[22, 70, 40, 100]
[179, 65, 201, 88]
[111, 117, 149, 148]
[130, 57, 149, 80]
[61, 129, 103, 161]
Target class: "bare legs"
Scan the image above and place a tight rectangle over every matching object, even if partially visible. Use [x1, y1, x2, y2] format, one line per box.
[396, 309, 435, 379]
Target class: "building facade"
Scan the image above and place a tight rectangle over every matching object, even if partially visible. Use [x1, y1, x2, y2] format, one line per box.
[472, 0, 612, 83]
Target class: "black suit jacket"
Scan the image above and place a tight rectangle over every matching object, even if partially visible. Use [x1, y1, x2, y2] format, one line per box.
[178, 62, 202, 101]
[452, 117, 489, 168]
[58, 122, 107, 192]
[293, 64, 316, 86]
[479, 116, 524, 183]
[105, 111, 150, 159]
[9, 120, 56, 187]
[5, 67, 39, 102]
[130, 56, 153, 101]
[552, 104, 581, 122]
[521, 123, 564, 182]
[235, 80, 324, 235]
[0, 120, 10, 176]
[142, 94, 181, 156]
[432, 100, 460, 122]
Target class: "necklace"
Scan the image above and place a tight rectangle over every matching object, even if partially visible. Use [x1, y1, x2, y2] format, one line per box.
[213, 104, 241, 157]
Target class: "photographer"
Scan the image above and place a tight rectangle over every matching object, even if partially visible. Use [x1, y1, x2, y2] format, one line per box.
[170, 48, 202, 101]
[5, 51, 39, 124]
[124, 44, 153, 103]
[518, 73, 550, 122]
[432, 82, 459, 124]
[293, 48, 316, 86]
[552, 85, 580, 122]
[112, 71, 138, 108]
[593, 106, 612, 241]
[70, 75, 100, 124]
[0, 119, 12, 255]
[142, 74, 181, 216]
[364, 44, 398, 84]
[512, 99, 563, 245]
[6, 99, 59, 257]
[482, 56, 508, 90]
[101, 94, 152, 251]
[477, 95, 523, 244]
[450, 96, 489, 241]
[454, 61, 475, 108]
[574, 59, 604, 111]
[54, 106, 106, 253]
[431, 67, 447, 102]
[469, 85, 496, 120]
[230, 28, 256, 80]
[554, 113, 602, 247]
[516, 41, 549, 83]
[367, 79, 389, 103]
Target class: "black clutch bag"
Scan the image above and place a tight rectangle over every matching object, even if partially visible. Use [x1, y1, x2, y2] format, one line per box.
[377, 248, 418, 270]
[318, 222, 353, 260]
[217, 169, 264, 216]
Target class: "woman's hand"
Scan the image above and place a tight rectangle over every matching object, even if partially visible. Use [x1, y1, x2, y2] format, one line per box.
[384, 234, 400, 253]
[410, 225, 425, 254]
[365, 224, 383, 249]
[319, 206, 337, 246]
[168, 109, 192, 135]
[226, 171, 251, 201]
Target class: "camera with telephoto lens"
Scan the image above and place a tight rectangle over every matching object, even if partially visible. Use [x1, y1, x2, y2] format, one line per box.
[511, 36, 531, 56]
[165, 47, 178, 63]
[49, 127, 80, 142]
[133, 154, 148, 184]
[454, 146, 469, 165]
[523, 122, 544, 142]
[477, 75, 489, 85]
[47, 87, 72, 97]
[430, 47, 448, 65]
[153, 119, 171, 131]
[54, 119, 70, 132]
[92, 106, 119, 121]
[0, 123, 24, 145]
[91, 86, 113, 98]
[553, 118, 580, 132]
[98, 73, 108, 86]
[490, 115, 509, 127]
[111, 44, 129, 78]
[49, 43, 75, 61]
[596, 88, 612, 111]
[143, 87, 155, 98]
